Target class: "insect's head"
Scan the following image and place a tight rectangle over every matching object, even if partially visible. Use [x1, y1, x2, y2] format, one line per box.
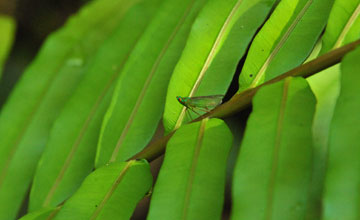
[176, 96, 185, 105]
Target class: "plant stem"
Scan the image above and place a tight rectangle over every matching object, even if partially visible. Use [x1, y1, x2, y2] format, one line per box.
[131, 39, 360, 162]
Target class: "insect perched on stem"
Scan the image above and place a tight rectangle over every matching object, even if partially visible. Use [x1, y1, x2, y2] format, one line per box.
[176, 95, 224, 119]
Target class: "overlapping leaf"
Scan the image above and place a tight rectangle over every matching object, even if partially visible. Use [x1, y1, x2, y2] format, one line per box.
[321, 0, 360, 53]
[147, 118, 233, 220]
[95, 0, 208, 167]
[238, 0, 334, 91]
[323, 47, 360, 220]
[305, 63, 340, 220]
[306, 1, 360, 217]
[19, 207, 59, 220]
[232, 77, 315, 219]
[308, 0, 360, 165]
[132, 39, 360, 164]
[308, 0, 360, 142]
[28, 0, 162, 212]
[0, 0, 138, 218]
[0, 14, 16, 78]
[53, 160, 152, 220]
[163, 0, 277, 132]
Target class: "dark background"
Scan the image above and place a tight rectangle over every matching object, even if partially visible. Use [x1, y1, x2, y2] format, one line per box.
[0, 1, 245, 218]
[0, 0, 86, 106]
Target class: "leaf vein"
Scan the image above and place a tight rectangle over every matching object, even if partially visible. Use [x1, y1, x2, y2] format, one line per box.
[89, 161, 134, 220]
[0, 0, 134, 189]
[250, 0, 313, 88]
[42, 69, 120, 207]
[265, 78, 290, 219]
[182, 118, 207, 220]
[175, 0, 244, 129]
[333, 3, 360, 49]
[109, 0, 196, 162]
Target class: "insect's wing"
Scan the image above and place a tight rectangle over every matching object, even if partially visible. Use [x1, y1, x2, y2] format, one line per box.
[187, 95, 224, 110]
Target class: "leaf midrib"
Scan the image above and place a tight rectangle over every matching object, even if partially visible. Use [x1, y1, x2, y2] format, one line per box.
[42, 22, 141, 206]
[265, 78, 290, 220]
[109, 0, 196, 162]
[333, 3, 360, 49]
[41, 28, 141, 205]
[89, 161, 134, 220]
[250, 0, 314, 88]
[0, 0, 135, 189]
[42, 66, 122, 207]
[45, 206, 62, 220]
[175, 0, 244, 130]
[181, 118, 207, 220]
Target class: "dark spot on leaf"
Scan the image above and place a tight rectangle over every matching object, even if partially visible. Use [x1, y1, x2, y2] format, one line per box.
[250, 74, 253, 77]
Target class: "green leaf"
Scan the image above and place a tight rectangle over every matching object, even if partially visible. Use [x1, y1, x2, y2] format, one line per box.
[321, 0, 360, 54]
[306, 1, 360, 217]
[0, 14, 16, 78]
[308, 0, 360, 145]
[323, 47, 360, 220]
[28, 0, 161, 212]
[133, 40, 360, 163]
[0, 0, 140, 218]
[53, 160, 152, 220]
[19, 207, 59, 220]
[163, 0, 277, 133]
[232, 77, 316, 219]
[147, 118, 233, 220]
[238, 0, 334, 91]
[308, 0, 360, 131]
[306, 64, 340, 220]
[95, 0, 208, 167]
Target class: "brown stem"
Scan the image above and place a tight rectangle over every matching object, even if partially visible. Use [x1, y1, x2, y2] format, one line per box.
[131, 39, 360, 162]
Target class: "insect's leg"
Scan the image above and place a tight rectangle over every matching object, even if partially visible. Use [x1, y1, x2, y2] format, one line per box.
[193, 107, 211, 114]
[189, 107, 203, 116]
[185, 109, 194, 121]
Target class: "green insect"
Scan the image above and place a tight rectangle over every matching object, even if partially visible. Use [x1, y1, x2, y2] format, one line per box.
[176, 95, 224, 118]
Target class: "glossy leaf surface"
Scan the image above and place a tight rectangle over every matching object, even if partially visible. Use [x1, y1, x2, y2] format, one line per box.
[238, 0, 334, 91]
[0, 0, 138, 218]
[321, 0, 360, 53]
[147, 118, 233, 220]
[19, 208, 59, 220]
[96, 0, 208, 167]
[163, 0, 277, 132]
[29, 0, 161, 211]
[54, 160, 152, 220]
[232, 77, 315, 219]
[306, 1, 360, 217]
[323, 47, 360, 220]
